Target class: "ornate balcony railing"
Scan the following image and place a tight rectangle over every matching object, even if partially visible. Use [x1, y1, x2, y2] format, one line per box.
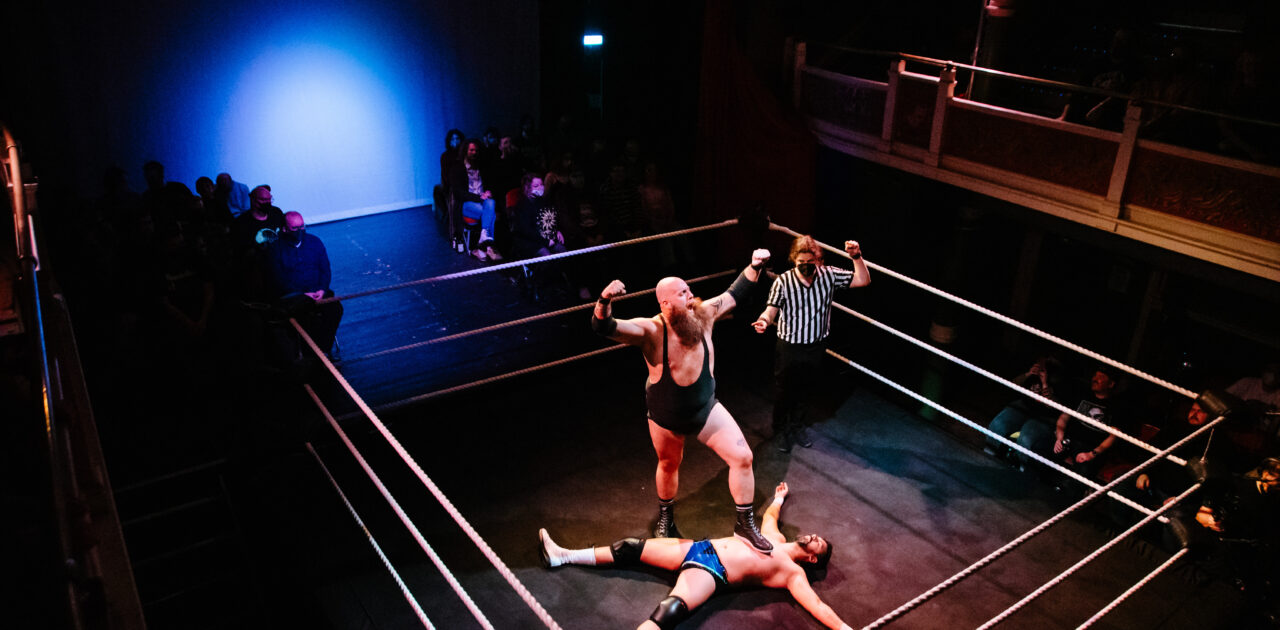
[794, 44, 1280, 282]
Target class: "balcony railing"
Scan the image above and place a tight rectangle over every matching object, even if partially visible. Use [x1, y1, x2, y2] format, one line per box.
[793, 44, 1280, 282]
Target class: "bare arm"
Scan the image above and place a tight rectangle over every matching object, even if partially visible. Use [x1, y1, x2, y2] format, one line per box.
[760, 482, 788, 544]
[1076, 434, 1117, 464]
[786, 571, 850, 630]
[593, 280, 656, 345]
[702, 249, 771, 321]
[752, 305, 780, 334]
[1053, 412, 1070, 453]
[844, 240, 871, 288]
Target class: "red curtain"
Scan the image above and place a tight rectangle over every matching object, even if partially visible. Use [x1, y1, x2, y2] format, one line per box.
[694, 0, 817, 252]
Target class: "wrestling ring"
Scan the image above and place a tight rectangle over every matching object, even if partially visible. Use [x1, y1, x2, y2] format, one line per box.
[290, 216, 1237, 629]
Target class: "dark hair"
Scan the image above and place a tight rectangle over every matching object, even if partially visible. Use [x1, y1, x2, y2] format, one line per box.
[521, 171, 542, 192]
[457, 139, 479, 163]
[800, 535, 834, 581]
[444, 128, 464, 149]
[1093, 364, 1120, 382]
[812, 539, 833, 571]
[1246, 457, 1280, 480]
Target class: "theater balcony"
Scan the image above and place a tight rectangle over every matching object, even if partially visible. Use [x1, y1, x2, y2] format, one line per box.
[791, 44, 1280, 282]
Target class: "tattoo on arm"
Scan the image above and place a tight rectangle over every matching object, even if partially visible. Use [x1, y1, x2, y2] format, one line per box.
[737, 438, 746, 447]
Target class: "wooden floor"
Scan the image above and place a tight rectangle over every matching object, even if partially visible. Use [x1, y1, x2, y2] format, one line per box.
[231, 208, 1252, 629]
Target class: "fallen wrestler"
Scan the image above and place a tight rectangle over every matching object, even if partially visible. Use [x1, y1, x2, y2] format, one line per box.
[539, 482, 851, 630]
[592, 249, 774, 552]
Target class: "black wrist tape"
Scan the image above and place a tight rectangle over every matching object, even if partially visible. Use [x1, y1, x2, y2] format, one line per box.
[727, 269, 755, 303]
[591, 314, 617, 337]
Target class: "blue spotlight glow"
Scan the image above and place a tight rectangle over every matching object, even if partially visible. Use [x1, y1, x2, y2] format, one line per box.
[583, 34, 604, 47]
[144, 5, 445, 224]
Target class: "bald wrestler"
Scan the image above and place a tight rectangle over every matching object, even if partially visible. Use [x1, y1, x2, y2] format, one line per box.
[592, 249, 774, 552]
[539, 482, 851, 630]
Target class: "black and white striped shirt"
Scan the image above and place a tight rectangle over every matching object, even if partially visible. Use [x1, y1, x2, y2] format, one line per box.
[766, 266, 855, 344]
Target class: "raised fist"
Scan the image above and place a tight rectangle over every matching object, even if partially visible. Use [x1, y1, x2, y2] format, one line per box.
[601, 280, 627, 300]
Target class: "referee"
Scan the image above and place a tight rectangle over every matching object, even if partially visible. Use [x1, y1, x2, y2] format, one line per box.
[753, 235, 871, 451]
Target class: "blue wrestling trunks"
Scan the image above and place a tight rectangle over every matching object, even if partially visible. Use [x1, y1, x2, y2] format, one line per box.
[680, 539, 728, 586]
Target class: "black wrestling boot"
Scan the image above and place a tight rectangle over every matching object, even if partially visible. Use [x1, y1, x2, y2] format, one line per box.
[654, 499, 681, 539]
[734, 505, 773, 554]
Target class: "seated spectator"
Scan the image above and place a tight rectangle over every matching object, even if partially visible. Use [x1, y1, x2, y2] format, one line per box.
[1126, 401, 1240, 507]
[518, 114, 545, 172]
[544, 152, 585, 212]
[510, 174, 566, 259]
[488, 135, 525, 212]
[478, 126, 501, 174]
[1130, 44, 1212, 148]
[231, 185, 285, 253]
[985, 356, 1064, 466]
[638, 162, 690, 271]
[598, 163, 643, 240]
[449, 139, 502, 261]
[1168, 456, 1280, 619]
[1215, 48, 1280, 164]
[147, 221, 216, 349]
[1052, 365, 1134, 485]
[264, 211, 343, 356]
[195, 176, 232, 224]
[215, 172, 252, 218]
[1227, 362, 1280, 412]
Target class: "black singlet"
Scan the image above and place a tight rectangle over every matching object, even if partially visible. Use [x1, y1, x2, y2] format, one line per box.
[645, 315, 718, 434]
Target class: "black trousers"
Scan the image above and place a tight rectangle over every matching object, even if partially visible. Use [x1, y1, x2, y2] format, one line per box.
[773, 339, 826, 432]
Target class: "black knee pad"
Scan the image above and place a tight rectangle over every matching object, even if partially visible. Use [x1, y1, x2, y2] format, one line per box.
[648, 595, 689, 630]
[610, 537, 645, 566]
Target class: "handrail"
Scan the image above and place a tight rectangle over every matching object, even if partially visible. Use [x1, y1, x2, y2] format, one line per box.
[5, 122, 75, 625]
[806, 43, 1280, 130]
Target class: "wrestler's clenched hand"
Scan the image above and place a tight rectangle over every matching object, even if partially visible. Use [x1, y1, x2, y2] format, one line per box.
[601, 280, 626, 300]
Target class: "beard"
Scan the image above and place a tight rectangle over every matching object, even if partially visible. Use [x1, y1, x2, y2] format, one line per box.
[667, 298, 707, 347]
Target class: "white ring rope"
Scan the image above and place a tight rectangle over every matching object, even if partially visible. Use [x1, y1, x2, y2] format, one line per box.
[833, 303, 1186, 467]
[290, 320, 563, 630]
[338, 270, 736, 365]
[975, 481, 1202, 630]
[374, 345, 628, 413]
[834, 346, 1225, 629]
[324, 219, 738, 304]
[284, 216, 1210, 629]
[1075, 547, 1190, 629]
[826, 349, 1181, 523]
[768, 223, 1197, 400]
[304, 386, 492, 629]
[304, 442, 436, 630]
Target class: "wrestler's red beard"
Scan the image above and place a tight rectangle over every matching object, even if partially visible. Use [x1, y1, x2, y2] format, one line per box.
[668, 298, 708, 347]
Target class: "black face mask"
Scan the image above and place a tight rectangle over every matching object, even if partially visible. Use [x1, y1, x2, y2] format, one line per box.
[797, 263, 816, 276]
[281, 229, 303, 244]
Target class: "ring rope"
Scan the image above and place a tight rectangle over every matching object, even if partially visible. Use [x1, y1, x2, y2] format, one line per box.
[324, 219, 738, 304]
[975, 481, 1202, 630]
[826, 349, 1174, 524]
[374, 345, 628, 413]
[338, 270, 736, 365]
[1075, 547, 1190, 629]
[304, 442, 437, 629]
[833, 303, 1186, 466]
[836, 346, 1224, 629]
[768, 223, 1197, 400]
[304, 386, 492, 629]
[290, 319, 563, 630]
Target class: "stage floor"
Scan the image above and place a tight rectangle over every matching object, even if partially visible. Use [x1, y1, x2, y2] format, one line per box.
[229, 209, 1249, 629]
